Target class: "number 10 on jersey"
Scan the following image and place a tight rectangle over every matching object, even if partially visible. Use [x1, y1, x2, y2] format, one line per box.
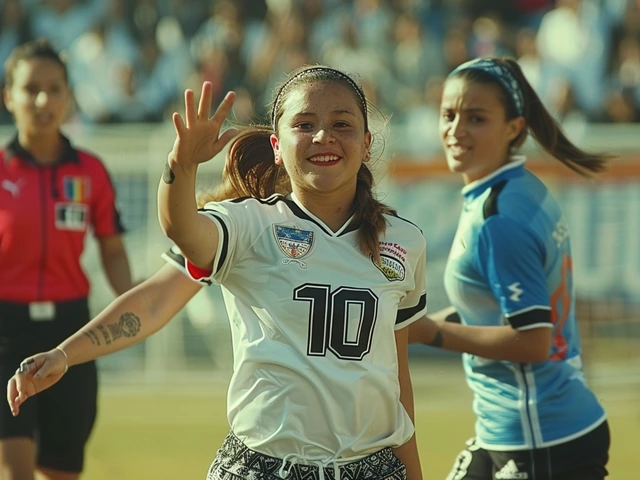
[293, 283, 379, 361]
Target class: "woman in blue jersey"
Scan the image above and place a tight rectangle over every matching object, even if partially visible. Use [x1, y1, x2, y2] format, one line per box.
[409, 57, 611, 480]
[9, 66, 426, 480]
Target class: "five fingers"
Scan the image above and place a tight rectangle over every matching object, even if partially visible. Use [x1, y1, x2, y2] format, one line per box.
[177, 84, 236, 135]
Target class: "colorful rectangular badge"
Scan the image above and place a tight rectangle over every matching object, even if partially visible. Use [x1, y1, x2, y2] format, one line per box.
[63, 176, 90, 202]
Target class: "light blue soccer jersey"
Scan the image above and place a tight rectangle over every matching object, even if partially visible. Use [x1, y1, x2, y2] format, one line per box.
[444, 158, 606, 450]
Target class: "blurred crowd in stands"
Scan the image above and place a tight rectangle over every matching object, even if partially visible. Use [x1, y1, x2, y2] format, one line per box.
[0, 0, 638, 155]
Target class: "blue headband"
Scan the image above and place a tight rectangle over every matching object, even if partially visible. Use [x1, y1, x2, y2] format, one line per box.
[449, 58, 524, 117]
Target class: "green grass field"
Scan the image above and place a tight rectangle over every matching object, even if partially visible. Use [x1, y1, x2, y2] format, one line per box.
[83, 359, 639, 480]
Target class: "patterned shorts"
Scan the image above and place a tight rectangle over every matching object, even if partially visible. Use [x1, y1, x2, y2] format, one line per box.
[206, 432, 407, 480]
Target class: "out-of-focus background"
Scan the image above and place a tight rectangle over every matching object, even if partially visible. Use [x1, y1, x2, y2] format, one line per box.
[1, 0, 639, 478]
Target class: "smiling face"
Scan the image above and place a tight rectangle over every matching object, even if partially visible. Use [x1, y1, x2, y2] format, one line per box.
[4, 57, 71, 137]
[270, 81, 371, 199]
[439, 77, 524, 184]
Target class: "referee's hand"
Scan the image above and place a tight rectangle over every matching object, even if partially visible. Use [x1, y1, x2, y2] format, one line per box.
[6, 348, 67, 416]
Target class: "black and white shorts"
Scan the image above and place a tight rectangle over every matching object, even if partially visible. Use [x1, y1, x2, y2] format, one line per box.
[207, 432, 407, 480]
[445, 421, 610, 480]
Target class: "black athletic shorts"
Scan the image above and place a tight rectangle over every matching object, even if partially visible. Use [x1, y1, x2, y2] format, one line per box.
[445, 420, 610, 480]
[0, 298, 98, 472]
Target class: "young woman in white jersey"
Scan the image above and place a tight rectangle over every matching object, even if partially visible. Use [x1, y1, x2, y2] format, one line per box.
[409, 57, 612, 480]
[9, 66, 427, 480]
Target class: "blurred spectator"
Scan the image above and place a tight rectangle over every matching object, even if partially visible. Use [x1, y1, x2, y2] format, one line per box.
[68, 25, 137, 122]
[389, 13, 445, 110]
[397, 76, 445, 157]
[352, 0, 395, 53]
[0, 0, 636, 135]
[513, 0, 553, 29]
[604, 35, 640, 122]
[515, 27, 542, 92]
[468, 15, 513, 58]
[322, 19, 395, 112]
[536, 0, 612, 118]
[0, 0, 31, 83]
[165, 0, 207, 38]
[30, 0, 105, 51]
[131, 0, 160, 40]
[133, 17, 195, 121]
[442, 27, 470, 71]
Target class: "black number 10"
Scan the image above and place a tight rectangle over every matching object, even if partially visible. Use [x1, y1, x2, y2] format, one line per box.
[293, 283, 378, 360]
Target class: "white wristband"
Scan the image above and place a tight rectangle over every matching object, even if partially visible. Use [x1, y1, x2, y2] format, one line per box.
[56, 346, 69, 374]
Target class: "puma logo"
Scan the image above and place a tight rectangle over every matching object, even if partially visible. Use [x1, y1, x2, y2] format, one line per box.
[1, 179, 25, 198]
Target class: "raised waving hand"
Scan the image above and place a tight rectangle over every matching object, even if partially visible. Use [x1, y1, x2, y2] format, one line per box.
[159, 82, 240, 270]
[168, 82, 239, 168]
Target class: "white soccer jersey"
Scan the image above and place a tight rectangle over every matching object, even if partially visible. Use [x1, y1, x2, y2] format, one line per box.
[163, 192, 427, 464]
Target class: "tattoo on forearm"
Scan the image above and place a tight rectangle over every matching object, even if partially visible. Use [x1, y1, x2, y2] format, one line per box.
[97, 324, 112, 345]
[429, 330, 444, 348]
[162, 162, 175, 184]
[445, 311, 461, 324]
[84, 329, 101, 345]
[83, 313, 142, 347]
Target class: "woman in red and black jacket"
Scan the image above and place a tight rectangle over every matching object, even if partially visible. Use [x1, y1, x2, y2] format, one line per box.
[0, 39, 133, 480]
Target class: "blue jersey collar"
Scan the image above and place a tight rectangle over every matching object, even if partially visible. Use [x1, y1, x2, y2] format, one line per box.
[461, 156, 526, 200]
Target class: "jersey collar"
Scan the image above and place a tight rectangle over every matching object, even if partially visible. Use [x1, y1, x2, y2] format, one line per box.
[286, 192, 358, 237]
[461, 156, 526, 201]
[4, 133, 80, 166]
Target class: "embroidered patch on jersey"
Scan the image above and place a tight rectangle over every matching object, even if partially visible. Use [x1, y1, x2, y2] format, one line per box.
[274, 225, 314, 259]
[55, 203, 88, 231]
[375, 242, 407, 281]
[63, 176, 91, 202]
[371, 254, 406, 282]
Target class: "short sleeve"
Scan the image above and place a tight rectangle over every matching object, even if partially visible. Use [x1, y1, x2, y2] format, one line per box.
[179, 200, 250, 286]
[476, 215, 551, 322]
[90, 160, 125, 237]
[395, 237, 427, 330]
[161, 245, 209, 284]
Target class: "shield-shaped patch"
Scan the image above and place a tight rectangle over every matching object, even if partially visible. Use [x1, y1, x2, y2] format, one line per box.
[274, 225, 314, 259]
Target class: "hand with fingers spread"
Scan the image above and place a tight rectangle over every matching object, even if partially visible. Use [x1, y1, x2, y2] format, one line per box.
[6, 348, 68, 417]
[169, 82, 239, 168]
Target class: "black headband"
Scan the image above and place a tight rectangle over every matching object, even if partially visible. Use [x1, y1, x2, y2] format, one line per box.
[270, 67, 368, 130]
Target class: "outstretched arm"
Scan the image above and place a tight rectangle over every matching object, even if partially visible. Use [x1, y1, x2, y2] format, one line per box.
[7, 264, 202, 415]
[157, 82, 238, 269]
[408, 308, 552, 363]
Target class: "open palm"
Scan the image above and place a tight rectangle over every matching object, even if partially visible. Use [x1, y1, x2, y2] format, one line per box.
[169, 82, 239, 167]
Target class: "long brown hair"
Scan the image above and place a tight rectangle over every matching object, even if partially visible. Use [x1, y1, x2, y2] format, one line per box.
[450, 58, 612, 177]
[200, 65, 395, 261]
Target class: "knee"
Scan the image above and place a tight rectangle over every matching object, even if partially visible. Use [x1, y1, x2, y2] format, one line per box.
[35, 466, 80, 480]
[0, 437, 36, 480]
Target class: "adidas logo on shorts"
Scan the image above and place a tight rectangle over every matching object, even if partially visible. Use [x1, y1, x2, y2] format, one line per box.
[495, 459, 529, 479]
